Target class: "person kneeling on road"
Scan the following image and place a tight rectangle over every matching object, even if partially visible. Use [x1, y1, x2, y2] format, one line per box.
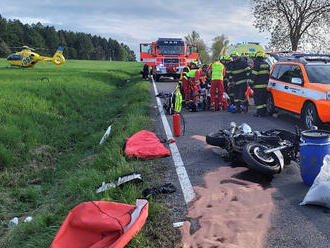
[186, 62, 203, 112]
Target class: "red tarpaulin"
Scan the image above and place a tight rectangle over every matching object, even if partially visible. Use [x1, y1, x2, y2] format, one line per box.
[124, 130, 171, 160]
[51, 200, 148, 248]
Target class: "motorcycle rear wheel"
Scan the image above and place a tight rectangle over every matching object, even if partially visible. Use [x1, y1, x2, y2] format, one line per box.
[242, 143, 282, 175]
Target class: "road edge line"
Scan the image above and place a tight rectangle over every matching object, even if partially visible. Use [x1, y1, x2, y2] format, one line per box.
[151, 77, 195, 204]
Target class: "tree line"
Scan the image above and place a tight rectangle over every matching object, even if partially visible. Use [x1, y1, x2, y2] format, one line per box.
[0, 15, 136, 61]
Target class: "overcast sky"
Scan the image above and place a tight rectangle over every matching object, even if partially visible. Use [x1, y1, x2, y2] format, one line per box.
[0, 0, 268, 58]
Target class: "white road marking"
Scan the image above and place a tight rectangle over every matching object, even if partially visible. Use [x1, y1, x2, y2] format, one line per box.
[152, 77, 195, 204]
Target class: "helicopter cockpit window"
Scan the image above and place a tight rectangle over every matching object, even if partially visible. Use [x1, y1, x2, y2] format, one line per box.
[7, 54, 23, 60]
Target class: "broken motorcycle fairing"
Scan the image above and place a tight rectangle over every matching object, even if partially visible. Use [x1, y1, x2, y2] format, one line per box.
[97, 173, 143, 193]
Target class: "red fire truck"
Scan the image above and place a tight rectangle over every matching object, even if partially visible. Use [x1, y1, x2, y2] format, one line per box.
[140, 38, 199, 81]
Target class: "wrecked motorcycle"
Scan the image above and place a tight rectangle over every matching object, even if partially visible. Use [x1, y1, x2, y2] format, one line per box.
[206, 122, 300, 175]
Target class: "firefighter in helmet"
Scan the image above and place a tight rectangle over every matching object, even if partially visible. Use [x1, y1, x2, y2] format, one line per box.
[227, 51, 251, 113]
[250, 51, 270, 117]
[220, 56, 231, 104]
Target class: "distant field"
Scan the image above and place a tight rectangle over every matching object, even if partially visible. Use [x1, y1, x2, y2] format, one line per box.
[0, 59, 177, 247]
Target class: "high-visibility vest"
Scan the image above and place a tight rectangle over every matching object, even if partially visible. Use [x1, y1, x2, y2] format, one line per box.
[211, 62, 224, 80]
[174, 88, 182, 112]
[187, 69, 197, 78]
[180, 66, 190, 80]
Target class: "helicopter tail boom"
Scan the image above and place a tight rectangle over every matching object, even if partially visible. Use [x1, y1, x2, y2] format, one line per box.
[39, 47, 65, 66]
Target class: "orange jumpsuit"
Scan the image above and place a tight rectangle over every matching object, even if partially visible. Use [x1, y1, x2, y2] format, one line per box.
[208, 63, 228, 110]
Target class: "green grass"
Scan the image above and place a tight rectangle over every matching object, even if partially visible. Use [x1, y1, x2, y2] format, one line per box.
[0, 59, 178, 247]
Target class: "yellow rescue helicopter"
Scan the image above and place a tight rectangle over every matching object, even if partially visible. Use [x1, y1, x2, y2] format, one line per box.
[7, 46, 65, 68]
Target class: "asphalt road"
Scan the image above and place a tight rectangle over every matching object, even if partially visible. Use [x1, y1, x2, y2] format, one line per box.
[151, 78, 330, 248]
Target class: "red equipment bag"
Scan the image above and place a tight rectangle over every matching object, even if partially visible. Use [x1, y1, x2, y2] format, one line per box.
[124, 130, 171, 160]
[51, 200, 148, 248]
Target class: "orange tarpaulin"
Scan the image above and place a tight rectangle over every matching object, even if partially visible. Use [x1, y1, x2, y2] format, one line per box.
[124, 130, 171, 160]
[51, 200, 148, 248]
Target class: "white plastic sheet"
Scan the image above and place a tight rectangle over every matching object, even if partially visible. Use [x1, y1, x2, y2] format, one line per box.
[300, 155, 330, 208]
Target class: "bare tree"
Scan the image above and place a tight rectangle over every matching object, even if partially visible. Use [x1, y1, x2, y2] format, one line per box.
[184, 31, 200, 44]
[211, 35, 230, 61]
[251, 0, 330, 51]
[185, 30, 210, 64]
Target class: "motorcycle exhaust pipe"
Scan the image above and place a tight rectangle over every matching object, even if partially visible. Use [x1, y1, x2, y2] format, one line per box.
[264, 145, 288, 154]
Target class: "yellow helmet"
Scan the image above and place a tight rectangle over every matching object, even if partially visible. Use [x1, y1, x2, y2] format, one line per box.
[220, 55, 231, 61]
[249, 52, 256, 58]
[224, 55, 231, 61]
[230, 51, 239, 57]
[256, 51, 266, 58]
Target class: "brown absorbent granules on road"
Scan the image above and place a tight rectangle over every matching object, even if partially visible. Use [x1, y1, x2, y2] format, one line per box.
[181, 166, 275, 248]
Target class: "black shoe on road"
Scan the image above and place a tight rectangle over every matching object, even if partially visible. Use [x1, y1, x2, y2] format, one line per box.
[254, 112, 267, 117]
[142, 183, 176, 198]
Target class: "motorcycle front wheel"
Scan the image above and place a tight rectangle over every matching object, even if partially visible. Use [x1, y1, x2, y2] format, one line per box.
[206, 131, 227, 148]
[242, 143, 282, 175]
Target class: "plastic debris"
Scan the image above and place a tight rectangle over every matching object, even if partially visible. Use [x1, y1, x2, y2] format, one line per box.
[300, 155, 330, 208]
[173, 222, 184, 228]
[8, 217, 18, 228]
[96, 181, 116, 193]
[24, 216, 33, 223]
[97, 172, 143, 193]
[99, 125, 112, 145]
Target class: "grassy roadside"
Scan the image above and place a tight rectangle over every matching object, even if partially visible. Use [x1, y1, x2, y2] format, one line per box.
[0, 59, 178, 247]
